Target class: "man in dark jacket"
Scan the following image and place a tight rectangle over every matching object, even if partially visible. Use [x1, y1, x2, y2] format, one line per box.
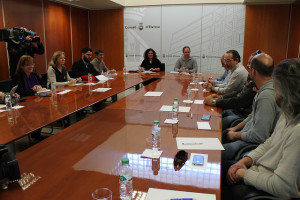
[70, 47, 100, 78]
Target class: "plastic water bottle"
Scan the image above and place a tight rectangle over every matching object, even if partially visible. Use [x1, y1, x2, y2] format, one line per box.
[172, 98, 179, 120]
[192, 73, 196, 82]
[152, 121, 161, 150]
[5, 93, 12, 111]
[123, 67, 127, 75]
[119, 158, 133, 200]
[187, 85, 192, 100]
[51, 82, 56, 96]
[88, 73, 92, 84]
[194, 76, 198, 89]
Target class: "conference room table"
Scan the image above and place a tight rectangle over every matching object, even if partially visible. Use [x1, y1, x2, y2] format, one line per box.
[0, 73, 153, 145]
[0, 71, 223, 200]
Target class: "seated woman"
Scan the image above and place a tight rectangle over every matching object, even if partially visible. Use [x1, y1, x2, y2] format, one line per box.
[47, 51, 80, 87]
[139, 48, 162, 72]
[11, 55, 46, 97]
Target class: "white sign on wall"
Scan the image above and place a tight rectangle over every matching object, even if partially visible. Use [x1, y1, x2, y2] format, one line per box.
[124, 4, 245, 73]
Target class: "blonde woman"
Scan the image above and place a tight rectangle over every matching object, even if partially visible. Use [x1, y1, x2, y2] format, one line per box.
[47, 51, 81, 87]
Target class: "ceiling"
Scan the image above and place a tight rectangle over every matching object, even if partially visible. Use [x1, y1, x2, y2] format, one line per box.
[50, 0, 297, 10]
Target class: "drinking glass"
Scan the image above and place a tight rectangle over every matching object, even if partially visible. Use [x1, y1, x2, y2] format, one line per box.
[92, 188, 112, 200]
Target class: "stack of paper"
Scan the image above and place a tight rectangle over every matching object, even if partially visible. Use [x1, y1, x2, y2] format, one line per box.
[164, 119, 179, 124]
[159, 105, 191, 113]
[95, 75, 109, 81]
[183, 100, 193, 104]
[144, 92, 163, 97]
[92, 88, 112, 92]
[141, 149, 163, 159]
[146, 188, 216, 200]
[194, 100, 204, 104]
[57, 90, 72, 95]
[197, 122, 211, 130]
[12, 105, 24, 110]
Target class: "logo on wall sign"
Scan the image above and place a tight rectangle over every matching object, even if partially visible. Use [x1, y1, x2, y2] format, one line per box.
[138, 23, 144, 31]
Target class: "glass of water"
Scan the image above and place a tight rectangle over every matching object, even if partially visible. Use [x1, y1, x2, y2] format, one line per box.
[92, 188, 112, 200]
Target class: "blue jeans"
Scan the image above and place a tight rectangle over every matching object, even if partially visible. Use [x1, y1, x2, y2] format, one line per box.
[222, 140, 249, 160]
[222, 109, 241, 130]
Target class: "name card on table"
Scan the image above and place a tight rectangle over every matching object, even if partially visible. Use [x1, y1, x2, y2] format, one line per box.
[176, 137, 224, 150]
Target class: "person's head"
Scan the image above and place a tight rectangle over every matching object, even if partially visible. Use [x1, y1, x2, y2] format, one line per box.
[144, 48, 157, 61]
[247, 50, 262, 72]
[16, 55, 35, 75]
[224, 50, 240, 69]
[273, 59, 300, 121]
[49, 51, 65, 68]
[249, 53, 274, 83]
[95, 49, 104, 61]
[220, 55, 226, 68]
[182, 46, 191, 59]
[81, 47, 93, 63]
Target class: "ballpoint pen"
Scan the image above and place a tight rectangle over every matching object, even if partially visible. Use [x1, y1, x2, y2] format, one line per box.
[182, 142, 202, 145]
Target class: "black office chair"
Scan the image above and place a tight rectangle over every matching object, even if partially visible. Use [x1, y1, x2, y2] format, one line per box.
[0, 80, 12, 92]
[39, 73, 48, 86]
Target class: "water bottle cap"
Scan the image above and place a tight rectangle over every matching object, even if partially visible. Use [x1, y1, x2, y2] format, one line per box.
[153, 120, 159, 124]
[174, 98, 178, 101]
[6, 92, 9, 95]
[121, 158, 129, 165]
[188, 85, 191, 86]
[196, 77, 198, 78]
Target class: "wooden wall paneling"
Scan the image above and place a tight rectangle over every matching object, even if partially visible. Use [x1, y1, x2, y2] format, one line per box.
[2, 0, 46, 76]
[287, 3, 300, 58]
[243, 5, 291, 67]
[44, 0, 72, 70]
[0, 1, 9, 81]
[71, 7, 89, 63]
[89, 9, 124, 71]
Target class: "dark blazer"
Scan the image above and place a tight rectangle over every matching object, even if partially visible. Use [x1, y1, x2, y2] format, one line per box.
[11, 72, 45, 97]
[141, 59, 162, 71]
[70, 59, 100, 78]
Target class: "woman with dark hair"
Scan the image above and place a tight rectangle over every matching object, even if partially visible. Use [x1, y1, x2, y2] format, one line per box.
[139, 48, 162, 72]
[11, 55, 46, 97]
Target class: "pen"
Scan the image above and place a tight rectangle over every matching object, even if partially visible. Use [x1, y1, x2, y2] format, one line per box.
[182, 142, 202, 145]
[170, 198, 194, 200]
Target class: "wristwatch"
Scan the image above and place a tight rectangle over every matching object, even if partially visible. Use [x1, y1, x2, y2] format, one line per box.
[211, 100, 216, 106]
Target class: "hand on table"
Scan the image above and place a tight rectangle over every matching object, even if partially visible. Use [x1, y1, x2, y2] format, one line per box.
[139, 67, 145, 72]
[69, 79, 77, 85]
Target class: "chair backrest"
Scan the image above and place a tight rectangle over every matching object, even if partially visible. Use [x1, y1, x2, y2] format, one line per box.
[0, 80, 12, 93]
[161, 63, 165, 72]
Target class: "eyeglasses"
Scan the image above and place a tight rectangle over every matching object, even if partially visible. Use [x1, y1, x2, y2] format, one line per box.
[225, 59, 233, 63]
[255, 50, 261, 55]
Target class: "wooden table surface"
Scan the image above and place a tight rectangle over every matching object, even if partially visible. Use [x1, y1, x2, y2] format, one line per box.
[0, 73, 153, 145]
[0, 72, 222, 200]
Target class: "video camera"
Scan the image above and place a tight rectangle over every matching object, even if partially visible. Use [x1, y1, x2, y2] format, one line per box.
[0, 27, 39, 44]
[0, 145, 21, 185]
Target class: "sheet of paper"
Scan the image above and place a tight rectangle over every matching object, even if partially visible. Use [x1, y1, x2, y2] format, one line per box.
[179, 106, 191, 113]
[190, 82, 196, 85]
[183, 100, 193, 104]
[191, 88, 199, 91]
[188, 153, 208, 170]
[0, 109, 6, 113]
[142, 71, 155, 74]
[194, 100, 204, 104]
[0, 104, 6, 109]
[144, 92, 163, 97]
[170, 71, 179, 74]
[146, 188, 216, 200]
[176, 137, 224, 150]
[141, 149, 163, 159]
[199, 81, 205, 85]
[84, 83, 96, 86]
[12, 105, 24, 110]
[164, 119, 178, 124]
[197, 122, 211, 130]
[36, 89, 51, 94]
[160, 105, 172, 112]
[95, 75, 109, 81]
[92, 88, 112, 92]
[57, 90, 71, 95]
[203, 89, 210, 92]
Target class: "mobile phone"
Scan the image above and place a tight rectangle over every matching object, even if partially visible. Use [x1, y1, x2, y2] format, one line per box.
[192, 155, 204, 166]
[201, 115, 211, 121]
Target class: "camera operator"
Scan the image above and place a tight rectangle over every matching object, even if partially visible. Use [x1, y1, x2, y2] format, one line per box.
[7, 28, 44, 78]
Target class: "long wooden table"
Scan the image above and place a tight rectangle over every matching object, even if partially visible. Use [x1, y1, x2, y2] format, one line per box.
[0, 72, 222, 200]
[0, 73, 153, 145]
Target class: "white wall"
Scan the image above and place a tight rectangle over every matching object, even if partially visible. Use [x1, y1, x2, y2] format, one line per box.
[124, 4, 245, 73]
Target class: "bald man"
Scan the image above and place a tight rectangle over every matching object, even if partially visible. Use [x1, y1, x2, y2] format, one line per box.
[222, 53, 281, 160]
